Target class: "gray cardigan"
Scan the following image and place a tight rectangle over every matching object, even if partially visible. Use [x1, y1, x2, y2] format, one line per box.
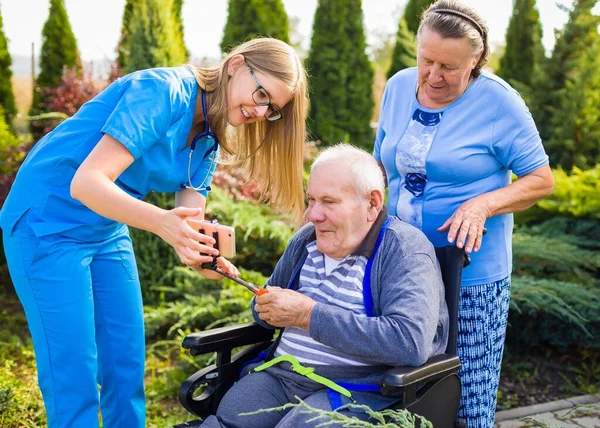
[252, 209, 449, 369]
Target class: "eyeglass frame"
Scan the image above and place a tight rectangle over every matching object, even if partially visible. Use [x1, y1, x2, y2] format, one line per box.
[247, 65, 283, 122]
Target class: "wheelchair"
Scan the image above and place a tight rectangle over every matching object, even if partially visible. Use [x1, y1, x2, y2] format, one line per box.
[175, 246, 468, 428]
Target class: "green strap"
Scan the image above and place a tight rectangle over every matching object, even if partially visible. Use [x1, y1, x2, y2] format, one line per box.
[253, 355, 354, 401]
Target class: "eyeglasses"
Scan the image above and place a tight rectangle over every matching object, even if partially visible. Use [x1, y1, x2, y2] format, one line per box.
[247, 66, 283, 122]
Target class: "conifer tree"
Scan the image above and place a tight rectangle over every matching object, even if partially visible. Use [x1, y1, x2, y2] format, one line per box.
[124, 0, 187, 74]
[117, 0, 135, 71]
[221, 0, 289, 52]
[403, 0, 435, 35]
[386, 0, 433, 79]
[172, 0, 189, 60]
[344, 0, 374, 148]
[387, 17, 417, 79]
[0, 6, 16, 126]
[30, 0, 80, 137]
[544, 0, 600, 170]
[306, 0, 350, 145]
[497, 0, 544, 87]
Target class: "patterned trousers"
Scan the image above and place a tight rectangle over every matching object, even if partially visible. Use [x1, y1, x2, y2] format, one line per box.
[457, 276, 511, 428]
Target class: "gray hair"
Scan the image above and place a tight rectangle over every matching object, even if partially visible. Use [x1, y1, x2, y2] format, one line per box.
[311, 143, 385, 197]
[417, 0, 489, 78]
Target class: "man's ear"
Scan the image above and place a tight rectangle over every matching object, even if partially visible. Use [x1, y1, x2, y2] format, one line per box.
[227, 54, 245, 77]
[367, 189, 384, 221]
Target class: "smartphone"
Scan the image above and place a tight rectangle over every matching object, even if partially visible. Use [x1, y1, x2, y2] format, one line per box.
[186, 218, 236, 259]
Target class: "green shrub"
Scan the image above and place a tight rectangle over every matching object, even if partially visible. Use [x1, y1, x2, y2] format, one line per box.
[0, 112, 19, 187]
[0, 307, 46, 427]
[508, 276, 600, 350]
[518, 217, 600, 250]
[144, 267, 265, 339]
[513, 231, 600, 285]
[537, 166, 600, 219]
[0, 6, 16, 125]
[204, 187, 295, 275]
[510, 212, 600, 350]
[515, 165, 600, 225]
[131, 188, 295, 305]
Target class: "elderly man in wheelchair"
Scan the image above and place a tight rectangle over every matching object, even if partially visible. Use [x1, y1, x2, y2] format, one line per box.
[177, 144, 467, 428]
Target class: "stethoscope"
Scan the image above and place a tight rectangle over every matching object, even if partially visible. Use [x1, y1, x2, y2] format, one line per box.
[181, 88, 219, 192]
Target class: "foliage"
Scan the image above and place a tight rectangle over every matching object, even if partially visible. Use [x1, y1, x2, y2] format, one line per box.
[512, 232, 600, 285]
[509, 166, 600, 351]
[307, 0, 349, 146]
[0, 135, 30, 292]
[29, 0, 80, 139]
[240, 398, 433, 427]
[497, 0, 545, 88]
[220, 0, 290, 52]
[514, 165, 600, 225]
[204, 187, 295, 275]
[41, 68, 99, 116]
[0, 303, 46, 427]
[0, 108, 19, 167]
[521, 404, 600, 427]
[131, 187, 295, 305]
[117, 0, 135, 72]
[171, 0, 189, 60]
[537, 166, 600, 219]
[210, 164, 264, 202]
[0, 6, 16, 125]
[344, 0, 375, 149]
[307, 0, 374, 147]
[121, 0, 188, 74]
[0, 292, 213, 427]
[541, 0, 600, 170]
[31, 68, 100, 136]
[510, 190, 600, 350]
[387, 17, 417, 79]
[143, 266, 263, 338]
[35, 0, 80, 89]
[507, 275, 600, 350]
[402, 0, 435, 35]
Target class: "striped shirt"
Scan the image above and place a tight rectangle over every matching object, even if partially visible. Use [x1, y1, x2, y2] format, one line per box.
[273, 241, 373, 366]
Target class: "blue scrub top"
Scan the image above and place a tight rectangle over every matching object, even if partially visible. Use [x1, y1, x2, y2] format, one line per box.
[0, 66, 218, 237]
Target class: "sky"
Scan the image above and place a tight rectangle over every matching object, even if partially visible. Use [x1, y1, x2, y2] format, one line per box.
[0, 0, 590, 67]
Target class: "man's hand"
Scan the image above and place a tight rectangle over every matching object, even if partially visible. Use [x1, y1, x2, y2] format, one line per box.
[254, 287, 316, 329]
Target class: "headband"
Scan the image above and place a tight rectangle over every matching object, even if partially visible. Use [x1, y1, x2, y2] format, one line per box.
[433, 8, 484, 39]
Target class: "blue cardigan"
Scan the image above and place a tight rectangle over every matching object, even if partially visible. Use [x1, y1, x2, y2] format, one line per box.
[252, 209, 449, 370]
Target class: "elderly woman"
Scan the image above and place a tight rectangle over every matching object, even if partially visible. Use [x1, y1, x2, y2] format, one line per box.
[374, 1, 554, 426]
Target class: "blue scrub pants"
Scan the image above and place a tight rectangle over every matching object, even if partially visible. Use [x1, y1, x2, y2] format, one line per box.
[3, 214, 146, 428]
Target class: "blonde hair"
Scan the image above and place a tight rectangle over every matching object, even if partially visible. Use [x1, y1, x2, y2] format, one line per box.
[187, 38, 308, 221]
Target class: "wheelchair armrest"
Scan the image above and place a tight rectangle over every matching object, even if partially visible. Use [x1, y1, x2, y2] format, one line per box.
[182, 322, 276, 356]
[381, 353, 461, 397]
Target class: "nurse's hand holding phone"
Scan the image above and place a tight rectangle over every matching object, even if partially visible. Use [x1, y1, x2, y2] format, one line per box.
[155, 207, 237, 279]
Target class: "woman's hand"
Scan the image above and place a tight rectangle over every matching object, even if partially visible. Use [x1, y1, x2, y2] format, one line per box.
[438, 195, 491, 253]
[156, 206, 219, 266]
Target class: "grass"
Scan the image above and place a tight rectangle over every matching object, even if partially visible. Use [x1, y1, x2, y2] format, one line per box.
[0, 291, 199, 427]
